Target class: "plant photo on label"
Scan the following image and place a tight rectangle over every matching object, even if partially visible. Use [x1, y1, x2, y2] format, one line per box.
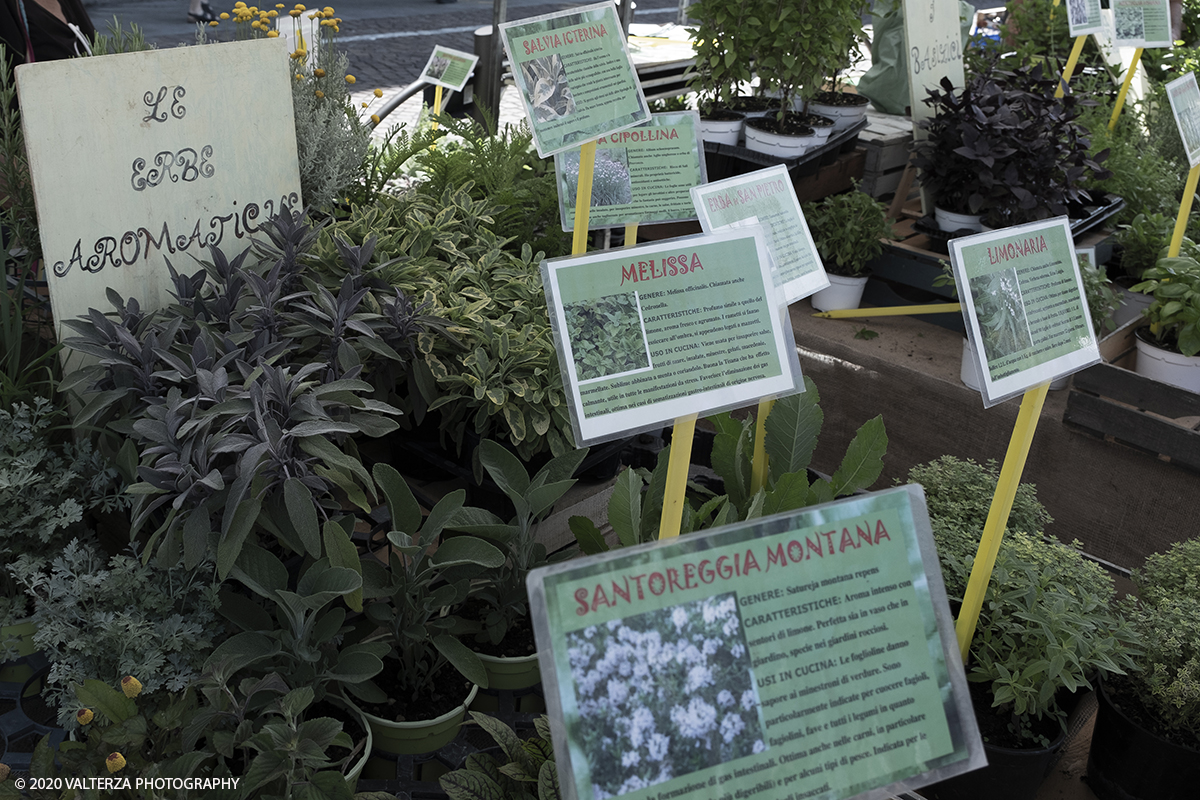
[522, 53, 576, 122]
[969, 269, 1034, 362]
[565, 593, 764, 799]
[562, 147, 633, 208]
[565, 293, 650, 381]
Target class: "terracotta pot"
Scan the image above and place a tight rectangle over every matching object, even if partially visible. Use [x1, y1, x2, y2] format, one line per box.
[1086, 678, 1200, 800]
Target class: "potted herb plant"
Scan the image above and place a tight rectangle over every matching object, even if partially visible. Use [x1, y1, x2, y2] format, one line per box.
[907, 456, 1140, 800]
[446, 439, 587, 693]
[355, 463, 506, 755]
[803, 184, 895, 311]
[1087, 538, 1200, 800]
[683, 0, 755, 144]
[0, 399, 124, 686]
[1129, 255, 1200, 392]
[744, 0, 868, 155]
[912, 55, 1110, 232]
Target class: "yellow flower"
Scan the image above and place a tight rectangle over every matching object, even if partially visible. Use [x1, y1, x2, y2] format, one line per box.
[234, 1, 246, 6]
[76, 708, 94, 725]
[276, 2, 284, 6]
[373, 88, 382, 98]
[249, 5, 259, 11]
[323, 5, 334, 13]
[344, 74, 355, 84]
[294, 2, 305, 7]
[370, 114, 380, 124]
[360, 101, 367, 108]
[267, 29, 279, 37]
[220, 11, 229, 18]
[313, 68, 325, 77]
[251, 20, 261, 28]
[268, 9, 278, 16]
[106, 753, 126, 773]
[209, 20, 219, 26]
[315, 90, 324, 98]
[121, 676, 142, 698]
[296, 73, 303, 80]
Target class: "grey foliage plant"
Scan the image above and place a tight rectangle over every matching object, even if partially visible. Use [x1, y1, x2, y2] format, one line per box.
[571, 376, 887, 549]
[9, 538, 223, 726]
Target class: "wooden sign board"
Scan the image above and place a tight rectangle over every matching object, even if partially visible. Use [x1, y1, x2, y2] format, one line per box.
[17, 39, 302, 342]
[528, 486, 986, 800]
[902, 0, 966, 128]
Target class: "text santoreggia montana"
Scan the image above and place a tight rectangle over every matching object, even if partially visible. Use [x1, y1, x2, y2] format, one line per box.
[572, 517, 893, 616]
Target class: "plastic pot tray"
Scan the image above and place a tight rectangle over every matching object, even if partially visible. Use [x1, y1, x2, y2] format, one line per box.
[703, 117, 869, 173]
[0, 655, 66, 772]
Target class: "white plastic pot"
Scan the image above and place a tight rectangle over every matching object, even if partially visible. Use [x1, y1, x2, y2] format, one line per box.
[743, 120, 816, 158]
[807, 99, 868, 131]
[811, 274, 868, 312]
[1135, 334, 1200, 392]
[698, 115, 744, 146]
[934, 207, 984, 234]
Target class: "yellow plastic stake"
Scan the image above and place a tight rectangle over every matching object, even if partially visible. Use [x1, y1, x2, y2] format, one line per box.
[1169, 165, 1200, 258]
[954, 382, 1051, 662]
[814, 303, 961, 319]
[571, 141, 597, 256]
[658, 413, 698, 540]
[431, 85, 443, 131]
[750, 398, 776, 495]
[625, 223, 638, 249]
[1056, 36, 1087, 98]
[1109, 48, 1143, 130]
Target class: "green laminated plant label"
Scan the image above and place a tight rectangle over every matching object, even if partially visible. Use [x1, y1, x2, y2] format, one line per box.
[421, 45, 478, 92]
[692, 165, 829, 303]
[949, 217, 1101, 407]
[1166, 72, 1200, 168]
[554, 112, 706, 230]
[1066, 0, 1104, 36]
[528, 486, 983, 800]
[541, 229, 799, 445]
[1112, 0, 1173, 47]
[500, 2, 650, 157]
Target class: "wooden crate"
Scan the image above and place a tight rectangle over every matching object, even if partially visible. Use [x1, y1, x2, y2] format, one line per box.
[1064, 320, 1200, 471]
[859, 112, 913, 198]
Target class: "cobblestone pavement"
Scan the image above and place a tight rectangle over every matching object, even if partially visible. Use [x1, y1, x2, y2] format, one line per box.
[85, 0, 683, 90]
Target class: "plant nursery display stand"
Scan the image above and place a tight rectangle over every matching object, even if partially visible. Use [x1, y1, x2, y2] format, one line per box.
[790, 297, 1197, 573]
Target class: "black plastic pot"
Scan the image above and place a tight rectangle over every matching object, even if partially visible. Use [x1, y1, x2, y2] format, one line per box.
[918, 730, 1066, 800]
[0, 658, 65, 772]
[1086, 678, 1200, 800]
